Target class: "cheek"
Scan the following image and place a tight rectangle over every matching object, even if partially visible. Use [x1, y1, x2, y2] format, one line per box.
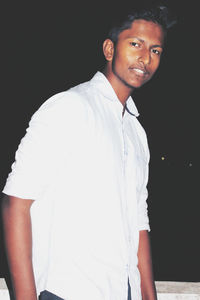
[126, 52, 138, 64]
[118, 52, 138, 70]
[115, 46, 134, 65]
[150, 58, 161, 73]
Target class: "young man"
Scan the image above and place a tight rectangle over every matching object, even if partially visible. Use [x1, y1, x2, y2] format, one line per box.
[2, 4, 176, 300]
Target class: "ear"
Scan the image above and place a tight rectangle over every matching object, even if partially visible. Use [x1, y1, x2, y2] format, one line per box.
[103, 39, 114, 61]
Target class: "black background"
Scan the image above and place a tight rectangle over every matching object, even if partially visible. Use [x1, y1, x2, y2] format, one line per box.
[1, 0, 199, 287]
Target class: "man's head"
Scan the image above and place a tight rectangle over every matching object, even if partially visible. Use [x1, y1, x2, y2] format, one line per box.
[103, 4, 176, 95]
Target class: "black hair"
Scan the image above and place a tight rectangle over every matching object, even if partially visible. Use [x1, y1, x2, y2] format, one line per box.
[107, 3, 177, 44]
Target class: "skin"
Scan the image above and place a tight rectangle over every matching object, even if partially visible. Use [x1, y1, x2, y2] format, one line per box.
[2, 19, 164, 300]
[103, 19, 164, 106]
[138, 230, 158, 300]
[2, 196, 37, 300]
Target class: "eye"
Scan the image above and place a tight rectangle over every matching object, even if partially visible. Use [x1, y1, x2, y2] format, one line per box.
[152, 49, 161, 55]
[130, 42, 140, 47]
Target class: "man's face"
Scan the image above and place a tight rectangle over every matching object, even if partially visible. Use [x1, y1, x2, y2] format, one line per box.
[110, 19, 165, 89]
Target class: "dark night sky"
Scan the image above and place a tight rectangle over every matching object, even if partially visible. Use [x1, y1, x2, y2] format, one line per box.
[1, 0, 199, 284]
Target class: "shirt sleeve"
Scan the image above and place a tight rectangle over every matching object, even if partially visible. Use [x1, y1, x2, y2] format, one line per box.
[138, 164, 150, 232]
[137, 138, 151, 232]
[3, 110, 58, 199]
[2, 92, 83, 200]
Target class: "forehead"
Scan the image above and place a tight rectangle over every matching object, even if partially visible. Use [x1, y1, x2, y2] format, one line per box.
[118, 19, 165, 46]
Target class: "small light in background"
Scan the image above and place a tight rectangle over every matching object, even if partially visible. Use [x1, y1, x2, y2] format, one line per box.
[189, 162, 192, 167]
[161, 156, 165, 161]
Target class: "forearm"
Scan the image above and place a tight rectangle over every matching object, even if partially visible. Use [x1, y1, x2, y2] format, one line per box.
[138, 230, 157, 300]
[2, 195, 37, 300]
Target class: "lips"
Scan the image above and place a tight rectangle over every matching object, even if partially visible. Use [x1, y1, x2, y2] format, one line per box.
[129, 66, 149, 77]
[133, 68, 146, 74]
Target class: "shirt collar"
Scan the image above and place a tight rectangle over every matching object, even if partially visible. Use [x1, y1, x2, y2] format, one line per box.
[90, 71, 139, 117]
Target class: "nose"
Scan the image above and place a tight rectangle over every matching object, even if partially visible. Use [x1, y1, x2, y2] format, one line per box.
[138, 48, 151, 65]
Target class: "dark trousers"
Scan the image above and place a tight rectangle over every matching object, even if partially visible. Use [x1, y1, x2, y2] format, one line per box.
[39, 290, 64, 300]
[39, 282, 132, 300]
[128, 278, 132, 300]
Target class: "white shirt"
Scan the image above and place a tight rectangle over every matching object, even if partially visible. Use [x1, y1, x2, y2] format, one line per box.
[3, 71, 150, 300]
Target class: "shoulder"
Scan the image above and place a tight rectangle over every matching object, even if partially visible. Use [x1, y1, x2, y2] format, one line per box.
[30, 81, 92, 126]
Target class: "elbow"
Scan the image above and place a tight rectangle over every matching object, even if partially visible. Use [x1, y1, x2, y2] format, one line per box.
[1, 195, 15, 230]
[1, 194, 11, 216]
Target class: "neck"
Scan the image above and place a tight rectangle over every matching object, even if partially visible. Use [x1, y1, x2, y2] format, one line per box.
[102, 67, 135, 107]
[112, 82, 133, 106]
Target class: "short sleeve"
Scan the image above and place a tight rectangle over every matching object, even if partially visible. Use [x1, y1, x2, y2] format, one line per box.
[136, 122, 151, 232]
[2, 91, 86, 200]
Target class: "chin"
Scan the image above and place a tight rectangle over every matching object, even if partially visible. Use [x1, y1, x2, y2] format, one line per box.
[131, 76, 152, 88]
[128, 80, 146, 89]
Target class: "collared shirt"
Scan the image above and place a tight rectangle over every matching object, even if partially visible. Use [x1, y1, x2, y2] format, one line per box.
[3, 71, 150, 300]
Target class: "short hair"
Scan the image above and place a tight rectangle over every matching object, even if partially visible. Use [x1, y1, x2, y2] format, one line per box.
[107, 3, 177, 44]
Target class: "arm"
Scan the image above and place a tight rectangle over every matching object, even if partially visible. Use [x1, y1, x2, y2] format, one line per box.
[1, 195, 37, 300]
[138, 230, 157, 300]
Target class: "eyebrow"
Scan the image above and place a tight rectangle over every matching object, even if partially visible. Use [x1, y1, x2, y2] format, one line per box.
[130, 36, 163, 49]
